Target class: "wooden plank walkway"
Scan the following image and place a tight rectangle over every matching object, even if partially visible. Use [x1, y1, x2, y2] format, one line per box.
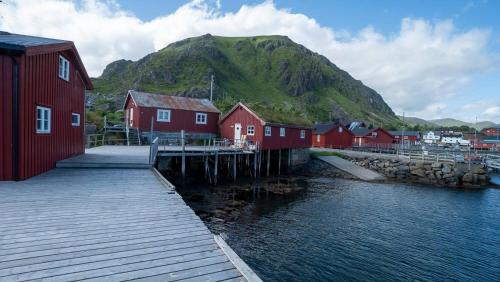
[57, 146, 151, 168]
[0, 167, 254, 281]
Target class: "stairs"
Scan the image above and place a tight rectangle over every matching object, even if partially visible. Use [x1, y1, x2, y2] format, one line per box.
[127, 128, 142, 146]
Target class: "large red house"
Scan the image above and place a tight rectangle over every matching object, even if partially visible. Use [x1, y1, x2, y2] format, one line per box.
[312, 123, 353, 148]
[0, 32, 93, 181]
[123, 90, 220, 141]
[351, 127, 394, 147]
[219, 103, 311, 150]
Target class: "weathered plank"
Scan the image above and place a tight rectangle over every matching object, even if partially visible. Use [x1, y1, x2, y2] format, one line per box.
[0, 167, 254, 281]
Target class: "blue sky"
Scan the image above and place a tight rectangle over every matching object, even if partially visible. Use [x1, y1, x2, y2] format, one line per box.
[118, 0, 500, 122]
[1, 0, 498, 122]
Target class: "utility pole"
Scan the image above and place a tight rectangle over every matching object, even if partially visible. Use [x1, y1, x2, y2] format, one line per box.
[401, 112, 405, 150]
[474, 116, 477, 153]
[210, 74, 214, 102]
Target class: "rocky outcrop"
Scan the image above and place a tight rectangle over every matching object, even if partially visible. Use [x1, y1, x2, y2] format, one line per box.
[351, 157, 490, 188]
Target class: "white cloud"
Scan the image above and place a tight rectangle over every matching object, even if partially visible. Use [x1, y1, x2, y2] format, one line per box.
[483, 106, 500, 121]
[0, 0, 496, 121]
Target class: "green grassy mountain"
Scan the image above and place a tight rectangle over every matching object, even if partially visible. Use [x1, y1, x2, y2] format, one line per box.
[400, 116, 498, 130]
[90, 34, 399, 126]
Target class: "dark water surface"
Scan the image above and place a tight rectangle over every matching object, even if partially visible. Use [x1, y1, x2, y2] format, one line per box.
[212, 176, 500, 281]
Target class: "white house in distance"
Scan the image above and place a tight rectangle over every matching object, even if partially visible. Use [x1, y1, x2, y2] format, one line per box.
[423, 131, 441, 144]
[441, 132, 470, 146]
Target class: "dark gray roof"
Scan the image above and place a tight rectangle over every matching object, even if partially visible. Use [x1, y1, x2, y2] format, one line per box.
[128, 90, 220, 113]
[351, 127, 371, 136]
[0, 31, 68, 51]
[313, 123, 337, 134]
[389, 131, 420, 137]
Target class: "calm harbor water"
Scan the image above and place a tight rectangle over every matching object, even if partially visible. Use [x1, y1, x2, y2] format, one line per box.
[209, 175, 500, 281]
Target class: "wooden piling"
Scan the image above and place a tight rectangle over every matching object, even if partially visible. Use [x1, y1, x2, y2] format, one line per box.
[233, 154, 237, 182]
[267, 150, 270, 177]
[288, 149, 292, 172]
[278, 149, 281, 175]
[214, 152, 219, 186]
[181, 130, 186, 178]
[254, 152, 258, 178]
[258, 150, 262, 177]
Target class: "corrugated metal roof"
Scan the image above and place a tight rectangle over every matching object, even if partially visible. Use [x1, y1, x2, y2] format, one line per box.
[129, 90, 220, 113]
[351, 127, 371, 136]
[389, 131, 420, 137]
[0, 31, 68, 51]
[313, 123, 337, 134]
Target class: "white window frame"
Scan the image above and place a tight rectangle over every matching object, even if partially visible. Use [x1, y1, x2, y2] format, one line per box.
[265, 126, 272, 136]
[36, 106, 51, 134]
[196, 112, 207, 125]
[280, 127, 285, 137]
[300, 130, 305, 139]
[71, 113, 80, 127]
[58, 55, 70, 81]
[247, 125, 255, 136]
[157, 109, 171, 122]
[317, 134, 320, 142]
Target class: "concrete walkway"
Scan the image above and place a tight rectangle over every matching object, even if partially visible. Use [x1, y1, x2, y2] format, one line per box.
[318, 155, 386, 181]
[311, 148, 408, 161]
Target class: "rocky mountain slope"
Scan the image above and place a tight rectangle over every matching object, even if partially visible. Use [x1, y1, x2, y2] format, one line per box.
[90, 34, 399, 126]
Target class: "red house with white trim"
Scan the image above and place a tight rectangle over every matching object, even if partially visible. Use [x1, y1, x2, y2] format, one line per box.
[0, 32, 93, 181]
[219, 102, 312, 150]
[312, 123, 353, 148]
[123, 90, 220, 141]
[351, 127, 394, 148]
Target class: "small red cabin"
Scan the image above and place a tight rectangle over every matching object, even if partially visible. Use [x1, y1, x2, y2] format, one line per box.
[351, 127, 394, 148]
[312, 123, 353, 148]
[219, 103, 311, 150]
[0, 32, 93, 181]
[123, 90, 220, 141]
[389, 131, 420, 145]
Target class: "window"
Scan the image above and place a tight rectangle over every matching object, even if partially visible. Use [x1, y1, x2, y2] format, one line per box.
[338, 127, 343, 133]
[196, 113, 207, 124]
[300, 130, 305, 139]
[58, 55, 70, 81]
[247, 125, 255, 136]
[280, 127, 285, 137]
[36, 106, 51, 134]
[371, 132, 378, 137]
[317, 134, 320, 142]
[265, 126, 272, 136]
[71, 113, 80, 126]
[157, 109, 171, 122]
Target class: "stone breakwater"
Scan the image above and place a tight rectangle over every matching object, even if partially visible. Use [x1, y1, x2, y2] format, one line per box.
[350, 157, 491, 188]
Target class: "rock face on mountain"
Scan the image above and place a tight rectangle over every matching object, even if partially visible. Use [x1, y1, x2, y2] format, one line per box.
[91, 34, 398, 126]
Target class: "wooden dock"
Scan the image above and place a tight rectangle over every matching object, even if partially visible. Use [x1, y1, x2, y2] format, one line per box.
[0, 146, 260, 281]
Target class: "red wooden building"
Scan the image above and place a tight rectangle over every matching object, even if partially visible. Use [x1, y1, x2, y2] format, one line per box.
[219, 103, 311, 150]
[312, 123, 353, 148]
[389, 131, 420, 145]
[123, 90, 220, 141]
[0, 32, 93, 181]
[351, 127, 395, 148]
[481, 126, 500, 137]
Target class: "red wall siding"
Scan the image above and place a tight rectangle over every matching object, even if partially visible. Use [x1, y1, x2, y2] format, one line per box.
[125, 99, 219, 134]
[354, 128, 394, 147]
[0, 55, 13, 180]
[312, 133, 326, 147]
[219, 105, 312, 150]
[262, 125, 311, 150]
[17, 50, 85, 180]
[324, 126, 353, 149]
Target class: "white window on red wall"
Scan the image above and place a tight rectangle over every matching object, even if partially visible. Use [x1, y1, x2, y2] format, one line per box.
[196, 113, 207, 124]
[58, 55, 70, 81]
[71, 113, 80, 126]
[247, 125, 255, 136]
[280, 127, 286, 137]
[265, 126, 272, 136]
[317, 134, 320, 142]
[36, 106, 51, 134]
[157, 109, 171, 122]
[300, 130, 305, 139]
